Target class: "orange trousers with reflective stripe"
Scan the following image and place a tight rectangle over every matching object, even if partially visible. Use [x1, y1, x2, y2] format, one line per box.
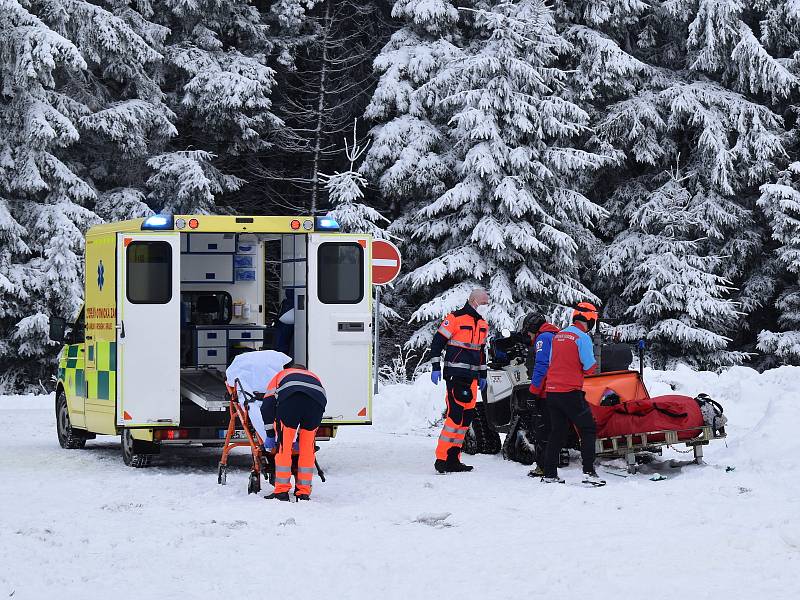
[273, 422, 317, 496]
[435, 379, 477, 461]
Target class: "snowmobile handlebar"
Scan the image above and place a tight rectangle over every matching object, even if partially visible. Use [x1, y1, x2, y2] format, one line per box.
[488, 332, 530, 368]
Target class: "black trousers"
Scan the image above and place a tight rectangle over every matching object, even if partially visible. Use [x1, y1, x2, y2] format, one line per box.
[445, 377, 477, 428]
[543, 390, 597, 478]
[275, 395, 325, 431]
[532, 396, 551, 468]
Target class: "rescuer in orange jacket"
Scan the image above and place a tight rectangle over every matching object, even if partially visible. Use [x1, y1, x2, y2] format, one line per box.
[261, 365, 327, 501]
[427, 288, 490, 473]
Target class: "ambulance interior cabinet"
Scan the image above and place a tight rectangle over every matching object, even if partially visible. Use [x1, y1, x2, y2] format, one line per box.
[188, 233, 237, 253]
[181, 254, 234, 283]
[193, 328, 228, 368]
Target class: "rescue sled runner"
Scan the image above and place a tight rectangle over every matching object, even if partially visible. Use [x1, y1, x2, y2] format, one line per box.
[477, 333, 727, 473]
[50, 215, 372, 467]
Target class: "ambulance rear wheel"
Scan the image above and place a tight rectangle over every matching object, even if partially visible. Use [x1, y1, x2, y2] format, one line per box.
[121, 430, 153, 468]
[56, 390, 86, 449]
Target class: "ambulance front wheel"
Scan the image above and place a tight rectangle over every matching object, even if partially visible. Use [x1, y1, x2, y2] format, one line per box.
[56, 390, 87, 449]
[121, 430, 155, 468]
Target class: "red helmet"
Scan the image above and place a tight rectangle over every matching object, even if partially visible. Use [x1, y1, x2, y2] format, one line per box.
[572, 302, 598, 329]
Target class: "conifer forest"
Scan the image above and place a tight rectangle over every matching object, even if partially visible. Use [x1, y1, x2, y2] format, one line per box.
[2, 0, 800, 389]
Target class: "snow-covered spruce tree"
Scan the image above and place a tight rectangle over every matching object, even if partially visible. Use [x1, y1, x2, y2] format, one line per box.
[322, 119, 401, 369]
[570, 0, 796, 366]
[757, 162, 800, 364]
[404, 0, 610, 347]
[0, 1, 101, 386]
[323, 122, 390, 239]
[360, 0, 466, 365]
[146, 0, 284, 214]
[599, 176, 744, 368]
[146, 151, 244, 216]
[595, 79, 787, 361]
[362, 0, 463, 257]
[37, 0, 176, 203]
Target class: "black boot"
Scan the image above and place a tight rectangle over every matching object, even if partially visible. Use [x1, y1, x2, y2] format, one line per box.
[434, 448, 474, 473]
[446, 447, 473, 472]
[265, 491, 290, 501]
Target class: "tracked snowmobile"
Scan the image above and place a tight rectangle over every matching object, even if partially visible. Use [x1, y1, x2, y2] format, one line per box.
[463, 319, 639, 463]
[463, 329, 613, 464]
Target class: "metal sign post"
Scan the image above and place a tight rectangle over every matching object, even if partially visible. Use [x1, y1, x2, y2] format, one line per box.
[374, 285, 380, 395]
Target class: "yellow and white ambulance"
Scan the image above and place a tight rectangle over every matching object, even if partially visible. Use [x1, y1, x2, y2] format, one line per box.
[50, 215, 373, 466]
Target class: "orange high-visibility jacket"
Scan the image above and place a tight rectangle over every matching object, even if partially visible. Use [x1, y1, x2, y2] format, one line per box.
[427, 303, 489, 380]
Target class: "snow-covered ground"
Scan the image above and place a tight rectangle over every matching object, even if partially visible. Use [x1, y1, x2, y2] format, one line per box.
[1, 366, 799, 599]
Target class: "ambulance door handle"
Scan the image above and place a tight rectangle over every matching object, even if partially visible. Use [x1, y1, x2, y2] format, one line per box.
[117, 320, 125, 339]
[338, 322, 365, 332]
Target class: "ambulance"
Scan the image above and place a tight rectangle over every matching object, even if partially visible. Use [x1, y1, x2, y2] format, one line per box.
[49, 215, 374, 467]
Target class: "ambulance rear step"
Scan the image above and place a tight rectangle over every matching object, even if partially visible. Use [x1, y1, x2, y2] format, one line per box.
[180, 368, 229, 412]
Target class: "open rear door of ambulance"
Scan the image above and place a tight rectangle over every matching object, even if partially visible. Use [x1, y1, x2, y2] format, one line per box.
[307, 234, 372, 424]
[116, 232, 180, 427]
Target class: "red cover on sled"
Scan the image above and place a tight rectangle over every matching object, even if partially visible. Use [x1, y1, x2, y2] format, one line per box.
[591, 395, 704, 442]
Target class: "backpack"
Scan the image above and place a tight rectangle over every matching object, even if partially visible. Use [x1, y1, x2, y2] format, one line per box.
[695, 393, 727, 434]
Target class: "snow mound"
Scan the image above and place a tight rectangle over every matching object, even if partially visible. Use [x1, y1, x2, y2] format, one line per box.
[375, 365, 800, 455]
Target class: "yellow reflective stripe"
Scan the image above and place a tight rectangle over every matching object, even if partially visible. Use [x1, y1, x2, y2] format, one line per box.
[297, 466, 314, 473]
[275, 477, 292, 484]
[437, 326, 453, 339]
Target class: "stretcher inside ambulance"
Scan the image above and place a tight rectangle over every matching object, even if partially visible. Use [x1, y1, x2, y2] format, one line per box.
[51, 215, 374, 467]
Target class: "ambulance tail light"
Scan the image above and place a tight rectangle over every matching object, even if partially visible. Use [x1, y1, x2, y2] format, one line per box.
[154, 428, 189, 441]
[141, 214, 174, 230]
[315, 216, 340, 231]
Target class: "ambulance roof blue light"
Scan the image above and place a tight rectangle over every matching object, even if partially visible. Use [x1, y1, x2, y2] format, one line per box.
[142, 215, 174, 230]
[315, 216, 340, 231]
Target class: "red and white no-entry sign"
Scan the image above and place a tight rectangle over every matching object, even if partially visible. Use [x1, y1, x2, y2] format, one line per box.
[372, 239, 402, 285]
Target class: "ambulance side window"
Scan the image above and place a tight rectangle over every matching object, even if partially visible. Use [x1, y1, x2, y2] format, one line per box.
[317, 242, 363, 304]
[127, 241, 172, 304]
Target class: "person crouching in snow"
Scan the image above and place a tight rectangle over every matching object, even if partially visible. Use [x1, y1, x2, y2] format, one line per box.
[541, 302, 606, 487]
[427, 288, 490, 473]
[519, 313, 561, 478]
[262, 364, 327, 501]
